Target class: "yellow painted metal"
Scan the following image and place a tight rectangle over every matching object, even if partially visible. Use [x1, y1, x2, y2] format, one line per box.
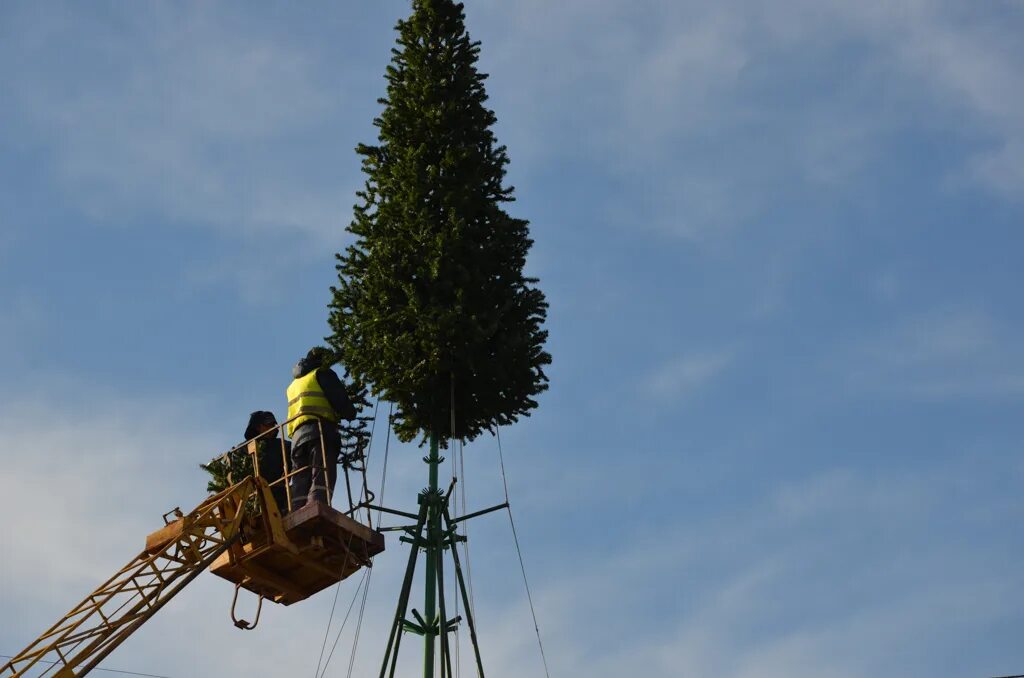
[0, 476, 285, 678]
[1, 413, 381, 678]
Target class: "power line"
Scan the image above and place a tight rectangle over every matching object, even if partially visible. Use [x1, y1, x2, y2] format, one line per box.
[0, 655, 172, 678]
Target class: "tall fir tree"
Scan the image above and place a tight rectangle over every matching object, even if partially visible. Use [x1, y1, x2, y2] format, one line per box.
[329, 0, 550, 445]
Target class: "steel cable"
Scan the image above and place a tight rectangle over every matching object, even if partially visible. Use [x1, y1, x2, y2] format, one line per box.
[315, 567, 345, 677]
[0, 655, 172, 678]
[315, 397, 380, 678]
[342, 401, 393, 678]
[344, 563, 373, 678]
[495, 427, 551, 678]
[317, 567, 369, 678]
[449, 379, 463, 678]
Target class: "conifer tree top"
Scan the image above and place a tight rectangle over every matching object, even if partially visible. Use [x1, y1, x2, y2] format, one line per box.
[329, 0, 550, 445]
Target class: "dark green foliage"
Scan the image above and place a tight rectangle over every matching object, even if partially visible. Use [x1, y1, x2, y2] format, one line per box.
[338, 369, 375, 462]
[310, 344, 376, 459]
[200, 446, 262, 514]
[329, 0, 550, 445]
[200, 447, 253, 495]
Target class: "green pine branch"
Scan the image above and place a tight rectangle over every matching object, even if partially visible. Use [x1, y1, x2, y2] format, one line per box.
[329, 0, 551, 445]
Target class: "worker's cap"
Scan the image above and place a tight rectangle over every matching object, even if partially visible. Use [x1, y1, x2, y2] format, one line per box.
[293, 346, 335, 379]
[244, 411, 278, 440]
[305, 346, 332, 365]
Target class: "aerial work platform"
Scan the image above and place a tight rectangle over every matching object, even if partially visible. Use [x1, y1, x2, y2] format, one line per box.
[199, 425, 386, 605]
[145, 421, 385, 608]
[1, 416, 384, 677]
[210, 500, 384, 605]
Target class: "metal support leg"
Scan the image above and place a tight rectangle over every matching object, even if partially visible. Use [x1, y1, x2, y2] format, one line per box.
[379, 501, 428, 678]
[443, 507, 485, 678]
[435, 534, 454, 678]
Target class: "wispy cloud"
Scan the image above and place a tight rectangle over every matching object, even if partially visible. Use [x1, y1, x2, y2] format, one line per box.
[843, 307, 1024, 399]
[474, 456, 1024, 677]
[477, 0, 1024, 241]
[0, 396, 220, 594]
[645, 348, 735, 399]
[3, 1, 1020, 251]
[1, 386, 1020, 677]
[0, 291, 46, 360]
[0, 3, 358, 245]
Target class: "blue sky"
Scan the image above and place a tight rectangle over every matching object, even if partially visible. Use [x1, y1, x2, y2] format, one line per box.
[1, 1, 1023, 676]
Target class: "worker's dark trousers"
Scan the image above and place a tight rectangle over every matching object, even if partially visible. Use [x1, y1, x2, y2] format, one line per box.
[289, 423, 339, 511]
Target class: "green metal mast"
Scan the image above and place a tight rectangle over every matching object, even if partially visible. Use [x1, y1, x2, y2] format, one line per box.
[423, 433, 440, 677]
[374, 431, 504, 678]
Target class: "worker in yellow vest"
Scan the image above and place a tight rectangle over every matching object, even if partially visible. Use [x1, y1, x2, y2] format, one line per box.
[286, 347, 357, 511]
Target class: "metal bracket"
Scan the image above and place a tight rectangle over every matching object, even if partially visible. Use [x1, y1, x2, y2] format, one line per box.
[231, 582, 263, 630]
[162, 507, 184, 525]
[403, 608, 440, 638]
[451, 502, 509, 524]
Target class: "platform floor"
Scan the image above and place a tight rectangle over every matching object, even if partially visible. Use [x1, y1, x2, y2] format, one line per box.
[210, 502, 385, 605]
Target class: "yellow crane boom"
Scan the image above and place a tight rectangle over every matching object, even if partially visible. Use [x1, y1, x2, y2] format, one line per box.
[2, 471, 383, 678]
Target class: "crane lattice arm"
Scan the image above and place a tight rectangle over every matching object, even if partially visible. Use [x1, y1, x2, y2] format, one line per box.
[1, 477, 278, 678]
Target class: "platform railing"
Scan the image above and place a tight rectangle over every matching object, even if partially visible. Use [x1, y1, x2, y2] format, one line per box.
[206, 415, 373, 525]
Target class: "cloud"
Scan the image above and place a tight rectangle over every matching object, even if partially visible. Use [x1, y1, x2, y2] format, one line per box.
[843, 307, 1024, 399]
[2, 387, 1020, 677]
[876, 2, 1024, 201]
[0, 391, 514, 677]
[0, 290, 46, 361]
[645, 348, 735, 399]
[0, 3, 358, 245]
[484, 455, 1023, 678]
[0, 395, 220, 595]
[476, 0, 1024, 241]
[4, 0, 1020, 266]
[4, 0, 1020, 256]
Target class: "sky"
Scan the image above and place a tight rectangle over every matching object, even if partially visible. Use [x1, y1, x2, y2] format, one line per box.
[1, 1, 1023, 676]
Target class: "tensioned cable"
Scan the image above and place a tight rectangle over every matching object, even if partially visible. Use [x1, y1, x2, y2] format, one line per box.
[458, 433, 477, 675]
[460, 435, 476, 621]
[0, 655, 171, 678]
[495, 427, 551, 678]
[315, 395, 380, 675]
[452, 433, 478, 678]
[448, 379, 462, 678]
[317, 567, 369, 678]
[375, 401, 394, 525]
[344, 564, 373, 678]
[315, 396, 381, 678]
[361, 397, 382, 526]
[315, 573, 344, 677]
[314, 528, 360, 678]
[339, 401, 395, 678]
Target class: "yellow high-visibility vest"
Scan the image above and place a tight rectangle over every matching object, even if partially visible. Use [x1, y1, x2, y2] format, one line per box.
[286, 371, 340, 437]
